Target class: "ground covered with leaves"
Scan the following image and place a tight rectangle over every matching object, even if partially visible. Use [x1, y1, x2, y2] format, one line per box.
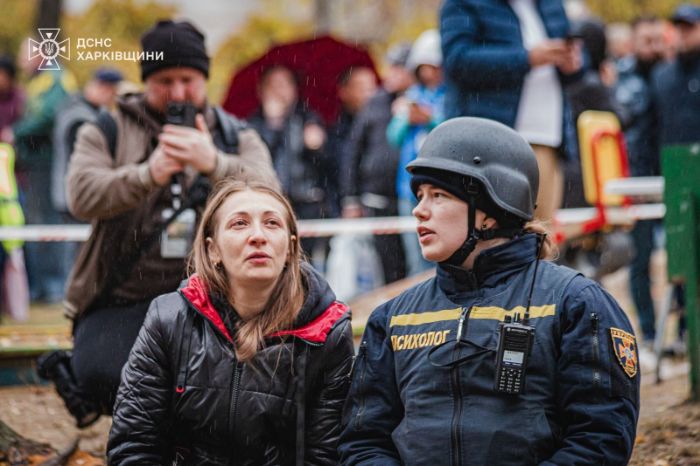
[0, 371, 698, 465]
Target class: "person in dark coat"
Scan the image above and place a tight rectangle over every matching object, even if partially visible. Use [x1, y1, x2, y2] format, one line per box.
[339, 118, 639, 465]
[340, 44, 413, 283]
[248, 65, 332, 258]
[652, 4, 700, 146]
[108, 179, 354, 465]
[327, 66, 378, 216]
[562, 18, 629, 209]
[615, 16, 666, 343]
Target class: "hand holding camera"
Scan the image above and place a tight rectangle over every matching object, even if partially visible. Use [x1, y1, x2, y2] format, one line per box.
[151, 102, 218, 185]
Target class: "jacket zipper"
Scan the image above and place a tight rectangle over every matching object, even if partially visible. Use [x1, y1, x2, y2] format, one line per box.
[591, 312, 601, 388]
[450, 306, 469, 466]
[451, 364, 463, 466]
[229, 358, 242, 438]
[353, 341, 368, 430]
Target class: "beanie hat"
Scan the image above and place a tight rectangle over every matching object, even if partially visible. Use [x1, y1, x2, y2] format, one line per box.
[406, 29, 442, 74]
[140, 20, 209, 80]
[410, 169, 524, 228]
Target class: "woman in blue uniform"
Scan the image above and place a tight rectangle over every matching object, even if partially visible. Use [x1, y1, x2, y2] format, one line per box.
[339, 117, 640, 465]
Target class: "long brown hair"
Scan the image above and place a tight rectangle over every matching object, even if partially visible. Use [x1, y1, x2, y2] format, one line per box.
[189, 179, 305, 362]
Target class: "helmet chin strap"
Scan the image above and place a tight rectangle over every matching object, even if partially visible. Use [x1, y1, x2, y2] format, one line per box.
[440, 181, 523, 268]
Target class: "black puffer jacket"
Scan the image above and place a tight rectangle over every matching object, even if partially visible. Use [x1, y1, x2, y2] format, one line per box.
[107, 266, 354, 465]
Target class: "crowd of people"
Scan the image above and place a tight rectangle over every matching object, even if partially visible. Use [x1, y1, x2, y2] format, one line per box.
[0, 1, 697, 463]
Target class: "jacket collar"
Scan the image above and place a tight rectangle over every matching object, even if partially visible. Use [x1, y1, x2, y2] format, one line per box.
[437, 234, 538, 296]
[179, 263, 347, 345]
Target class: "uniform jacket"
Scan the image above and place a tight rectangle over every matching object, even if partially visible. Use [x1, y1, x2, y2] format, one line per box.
[108, 265, 355, 465]
[64, 93, 278, 318]
[339, 234, 640, 465]
[440, 0, 580, 158]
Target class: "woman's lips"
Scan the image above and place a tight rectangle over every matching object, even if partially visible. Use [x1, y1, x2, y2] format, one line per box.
[246, 252, 271, 264]
[417, 226, 435, 244]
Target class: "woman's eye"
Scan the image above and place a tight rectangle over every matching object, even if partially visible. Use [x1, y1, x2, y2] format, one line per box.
[265, 218, 281, 227]
[230, 219, 247, 228]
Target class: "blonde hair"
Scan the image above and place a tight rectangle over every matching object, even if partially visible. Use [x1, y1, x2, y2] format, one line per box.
[189, 179, 305, 362]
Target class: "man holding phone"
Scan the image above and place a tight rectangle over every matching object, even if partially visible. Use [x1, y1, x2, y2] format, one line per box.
[38, 20, 278, 427]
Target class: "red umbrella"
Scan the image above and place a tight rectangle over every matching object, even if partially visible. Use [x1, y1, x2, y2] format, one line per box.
[222, 36, 379, 125]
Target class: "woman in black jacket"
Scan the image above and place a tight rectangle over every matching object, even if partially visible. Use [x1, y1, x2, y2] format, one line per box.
[108, 179, 354, 465]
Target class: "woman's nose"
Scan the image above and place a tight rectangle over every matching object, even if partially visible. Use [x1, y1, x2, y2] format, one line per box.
[248, 222, 267, 244]
[412, 199, 429, 220]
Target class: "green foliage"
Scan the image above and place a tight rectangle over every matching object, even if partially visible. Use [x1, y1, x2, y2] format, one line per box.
[374, 1, 439, 74]
[587, 0, 685, 23]
[62, 0, 177, 86]
[0, 1, 35, 59]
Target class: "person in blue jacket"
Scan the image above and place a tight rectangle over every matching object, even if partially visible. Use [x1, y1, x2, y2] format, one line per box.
[339, 117, 640, 465]
[440, 0, 583, 223]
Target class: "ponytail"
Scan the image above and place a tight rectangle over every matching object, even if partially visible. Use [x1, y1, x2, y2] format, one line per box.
[522, 220, 558, 260]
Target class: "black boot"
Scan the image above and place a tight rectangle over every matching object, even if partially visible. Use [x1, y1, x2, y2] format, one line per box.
[36, 350, 101, 428]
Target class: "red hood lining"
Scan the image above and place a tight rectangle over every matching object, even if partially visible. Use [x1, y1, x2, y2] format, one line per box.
[180, 274, 348, 345]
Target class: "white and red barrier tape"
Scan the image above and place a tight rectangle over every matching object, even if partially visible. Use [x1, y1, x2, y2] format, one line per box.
[0, 204, 665, 242]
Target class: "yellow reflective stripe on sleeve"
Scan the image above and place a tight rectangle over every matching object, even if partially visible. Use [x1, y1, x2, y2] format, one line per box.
[389, 308, 462, 327]
[389, 305, 556, 327]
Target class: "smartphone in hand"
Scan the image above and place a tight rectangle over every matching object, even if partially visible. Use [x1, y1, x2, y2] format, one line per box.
[165, 102, 198, 127]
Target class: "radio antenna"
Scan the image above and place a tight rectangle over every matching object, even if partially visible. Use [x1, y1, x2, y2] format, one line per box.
[524, 233, 546, 325]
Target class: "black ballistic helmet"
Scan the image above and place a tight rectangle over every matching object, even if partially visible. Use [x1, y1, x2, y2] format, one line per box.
[407, 117, 539, 266]
[407, 117, 539, 220]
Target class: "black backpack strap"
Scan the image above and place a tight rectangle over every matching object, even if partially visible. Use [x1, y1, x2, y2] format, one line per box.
[95, 109, 118, 160]
[212, 106, 243, 154]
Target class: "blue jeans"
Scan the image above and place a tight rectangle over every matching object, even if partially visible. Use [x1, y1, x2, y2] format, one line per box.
[20, 168, 71, 302]
[398, 198, 432, 276]
[629, 219, 657, 341]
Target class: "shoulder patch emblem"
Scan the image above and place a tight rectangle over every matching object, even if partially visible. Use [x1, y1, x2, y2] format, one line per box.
[610, 327, 638, 378]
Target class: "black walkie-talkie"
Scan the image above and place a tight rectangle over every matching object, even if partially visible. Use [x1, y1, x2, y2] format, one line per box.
[494, 233, 546, 395]
[494, 315, 534, 395]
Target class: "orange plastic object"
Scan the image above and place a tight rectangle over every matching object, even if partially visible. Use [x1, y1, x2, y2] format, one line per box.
[577, 111, 630, 207]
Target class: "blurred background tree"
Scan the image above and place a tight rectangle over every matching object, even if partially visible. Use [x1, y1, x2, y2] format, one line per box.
[0, 0, 690, 103]
[62, 0, 177, 86]
[0, 1, 35, 60]
[211, 0, 440, 102]
[586, 0, 684, 23]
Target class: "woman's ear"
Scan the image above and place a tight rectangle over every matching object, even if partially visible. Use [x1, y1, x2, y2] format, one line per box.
[288, 234, 297, 259]
[206, 237, 221, 265]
